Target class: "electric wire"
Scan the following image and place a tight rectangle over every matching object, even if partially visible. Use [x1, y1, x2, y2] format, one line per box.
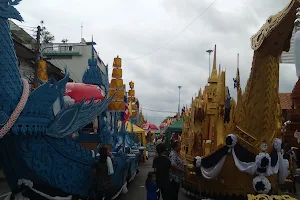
[49, 58, 81, 82]
[124, 0, 218, 61]
[142, 108, 177, 113]
[17, 24, 36, 29]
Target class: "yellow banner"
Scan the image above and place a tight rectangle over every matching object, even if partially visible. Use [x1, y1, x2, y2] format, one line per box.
[38, 59, 48, 83]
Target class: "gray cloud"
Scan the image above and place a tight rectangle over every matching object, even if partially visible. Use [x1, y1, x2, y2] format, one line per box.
[14, 0, 299, 125]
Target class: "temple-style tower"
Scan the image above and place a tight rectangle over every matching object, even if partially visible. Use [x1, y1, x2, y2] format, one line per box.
[202, 44, 219, 154]
[128, 81, 138, 123]
[82, 38, 104, 87]
[108, 56, 125, 111]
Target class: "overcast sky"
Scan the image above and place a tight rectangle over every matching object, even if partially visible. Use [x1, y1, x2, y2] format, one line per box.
[14, 0, 298, 126]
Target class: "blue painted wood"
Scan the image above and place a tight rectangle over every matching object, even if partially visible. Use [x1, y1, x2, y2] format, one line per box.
[0, 1, 116, 198]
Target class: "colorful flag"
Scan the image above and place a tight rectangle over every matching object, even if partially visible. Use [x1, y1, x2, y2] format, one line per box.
[122, 95, 130, 124]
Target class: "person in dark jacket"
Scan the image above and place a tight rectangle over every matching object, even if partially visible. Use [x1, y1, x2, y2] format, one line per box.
[93, 147, 113, 200]
[152, 143, 171, 200]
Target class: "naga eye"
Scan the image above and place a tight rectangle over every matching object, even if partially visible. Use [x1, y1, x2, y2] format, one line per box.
[267, 17, 272, 23]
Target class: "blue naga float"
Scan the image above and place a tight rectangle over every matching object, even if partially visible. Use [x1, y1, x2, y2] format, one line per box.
[0, 0, 142, 199]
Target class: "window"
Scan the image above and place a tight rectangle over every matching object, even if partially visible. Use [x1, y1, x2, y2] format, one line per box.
[53, 44, 59, 51]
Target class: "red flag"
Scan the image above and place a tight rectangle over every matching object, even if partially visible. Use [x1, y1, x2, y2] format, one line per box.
[123, 102, 130, 124]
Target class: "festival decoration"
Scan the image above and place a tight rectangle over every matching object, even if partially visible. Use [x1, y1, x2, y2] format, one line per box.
[180, 1, 298, 197]
[0, 0, 115, 198]
[247, 194, 296, 200]
[64, 83, 105, 103]
[37, 59, 48, 83]
[128, 81, 137, 118]
[108, 56, 125, 111]
[252, 176, 272, 194]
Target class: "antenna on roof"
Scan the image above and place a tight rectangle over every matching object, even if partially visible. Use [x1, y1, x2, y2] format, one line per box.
[81, 23, 83, 40]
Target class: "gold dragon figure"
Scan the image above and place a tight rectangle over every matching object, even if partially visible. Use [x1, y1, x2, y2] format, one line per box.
[181, 0, 300, 197]
[235, 0, 297, 153]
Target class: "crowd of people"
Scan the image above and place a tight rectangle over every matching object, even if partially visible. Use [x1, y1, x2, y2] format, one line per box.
[147, 140, 186, 200]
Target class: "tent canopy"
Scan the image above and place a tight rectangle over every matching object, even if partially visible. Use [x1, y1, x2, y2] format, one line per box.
[165, 118, 183, 149]
[154, 130, 160, 135]
[118, 121, 146, 134]
[167, 118, 183, 133]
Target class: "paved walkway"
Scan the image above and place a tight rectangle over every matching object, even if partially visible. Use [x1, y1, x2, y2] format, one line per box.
[118, 157, 191, 200]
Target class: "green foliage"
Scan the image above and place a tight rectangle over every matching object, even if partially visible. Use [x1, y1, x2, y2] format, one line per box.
[40, 20, 55, 44]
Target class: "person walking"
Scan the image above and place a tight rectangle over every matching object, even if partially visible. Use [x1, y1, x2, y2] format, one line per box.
[169, 141, 185, 200]
[152, 144, 171, 200]
[93, 146, 114, 200]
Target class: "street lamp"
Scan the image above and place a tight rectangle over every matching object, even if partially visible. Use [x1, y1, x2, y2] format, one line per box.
[206, 49, 213, 77]
[178, 86, 182, 116]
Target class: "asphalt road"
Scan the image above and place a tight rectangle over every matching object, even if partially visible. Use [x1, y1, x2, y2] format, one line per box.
[0, 177, 10, 200]
[118, 158, 191, 200]
[0, 157, 192, 200]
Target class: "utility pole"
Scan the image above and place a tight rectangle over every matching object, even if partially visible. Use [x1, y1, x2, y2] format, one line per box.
[206, 49, 213, 77]
[34, 25, 41, 88]
[178, 86, 182, 116]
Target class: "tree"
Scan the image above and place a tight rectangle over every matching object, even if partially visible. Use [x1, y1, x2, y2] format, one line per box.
[40, 20, 55, 44]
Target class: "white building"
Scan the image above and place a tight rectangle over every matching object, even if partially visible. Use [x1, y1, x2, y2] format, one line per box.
[42, 38, 108, 83]
[280, 28, 296, 64]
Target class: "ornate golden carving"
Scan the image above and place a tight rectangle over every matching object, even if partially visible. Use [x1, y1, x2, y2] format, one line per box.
[180, 0, 300, 196]
[251, 0, 295, 50]
[247, 194, 296, 200]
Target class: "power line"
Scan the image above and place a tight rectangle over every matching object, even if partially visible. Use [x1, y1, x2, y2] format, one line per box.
[50, 59, 81, 82]
[17, 24, 36, 29]
[142, 108, 177, 113]
[124, 0, 218, 61]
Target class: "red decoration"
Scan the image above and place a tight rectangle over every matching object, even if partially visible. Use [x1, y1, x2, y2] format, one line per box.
[123, 102, 130, 124]
[64, 83, 105, 103]
[159, 123, 168, 128]
[142, 123, 159, 131]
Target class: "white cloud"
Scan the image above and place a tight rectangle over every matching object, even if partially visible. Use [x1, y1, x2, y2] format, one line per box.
[14, 0, 299, 125]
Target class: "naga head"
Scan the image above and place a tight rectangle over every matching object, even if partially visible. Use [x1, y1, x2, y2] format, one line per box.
[250, 0, 298, 55]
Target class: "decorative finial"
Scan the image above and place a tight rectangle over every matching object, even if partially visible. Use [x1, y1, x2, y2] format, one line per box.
[295, 8, 300, 32]
[91, 36, 94, 59]
[213, 44, 217, 70]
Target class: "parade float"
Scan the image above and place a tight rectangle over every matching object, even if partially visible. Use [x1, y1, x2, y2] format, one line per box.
[0, 0, 116, 199]
[181, 0, 300, 198]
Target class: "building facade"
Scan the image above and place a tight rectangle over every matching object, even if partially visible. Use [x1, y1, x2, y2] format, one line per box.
[10, 20, 67, 89]
[280, 28, 296, 64]
[42, 38, 108, 83]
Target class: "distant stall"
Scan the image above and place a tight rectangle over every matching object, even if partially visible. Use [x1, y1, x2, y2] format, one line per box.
[165, 118, 183, 149]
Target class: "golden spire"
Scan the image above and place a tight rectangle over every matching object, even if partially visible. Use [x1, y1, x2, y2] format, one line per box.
[236, 54, 240, 88]
[208, 45, 218, 83]
[198, 88, 202, 98]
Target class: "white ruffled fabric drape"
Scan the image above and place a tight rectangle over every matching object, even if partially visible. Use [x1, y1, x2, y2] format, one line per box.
[107, 156, 114, 175]
[200, 156, 227, 179]
[195, 135, 289, 183]
[17, 179, 72, 200]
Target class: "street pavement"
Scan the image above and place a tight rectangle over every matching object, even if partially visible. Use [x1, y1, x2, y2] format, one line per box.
[0, 157, 192, 200]
[118, 157, 191, 200]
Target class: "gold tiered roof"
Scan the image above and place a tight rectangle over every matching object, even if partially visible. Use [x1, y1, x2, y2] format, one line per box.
[128, 81, 137, 118]
[108, 56, 125, 111]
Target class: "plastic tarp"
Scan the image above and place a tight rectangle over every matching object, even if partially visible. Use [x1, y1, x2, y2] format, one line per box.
[118, 121, 145, 134]
[167, 118, 183, 132]
[165, 118, 183, 149]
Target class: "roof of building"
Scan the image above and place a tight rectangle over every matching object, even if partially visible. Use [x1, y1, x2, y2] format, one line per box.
[278, 93, 292, 110]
